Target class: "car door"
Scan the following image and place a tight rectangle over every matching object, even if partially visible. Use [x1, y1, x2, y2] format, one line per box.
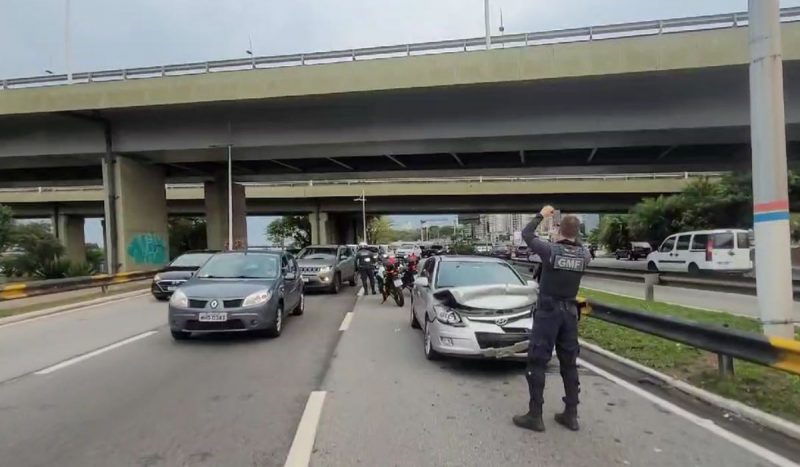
[733, 231, 753, 270]
[414, 258, 436, 324]
[343, 247, 356, 279]
[654, 236, 679, 271]
[336, 247, 352, 280]
[287, 255, 301, 308]
[672, 234, 691, 272]
[281, 255, 299, 310]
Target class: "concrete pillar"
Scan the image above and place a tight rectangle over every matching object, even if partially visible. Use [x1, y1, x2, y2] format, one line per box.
[204, 175, 247, 250]
[108, 156, 169, 272]
[310, 211, 330, 245]
[56, 215, 86, 264]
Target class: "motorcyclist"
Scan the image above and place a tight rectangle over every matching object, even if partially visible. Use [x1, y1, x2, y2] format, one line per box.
[381, 255, 399, 303]
[403, 251, 419, 288]
[355, 243, 378, 295]
[513, 205, 592, 433]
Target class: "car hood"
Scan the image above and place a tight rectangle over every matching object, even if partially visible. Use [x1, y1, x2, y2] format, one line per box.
[156, 269, 195, 280]
[180, 279, 276, 299]
[433, 283, 538, 311]
[297, 258, 336, 267]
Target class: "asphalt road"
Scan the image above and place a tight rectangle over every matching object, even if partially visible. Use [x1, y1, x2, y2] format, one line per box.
[0, 288, 357, 467]
[312, 294, 799, 467]
[2, 284, 798, 467]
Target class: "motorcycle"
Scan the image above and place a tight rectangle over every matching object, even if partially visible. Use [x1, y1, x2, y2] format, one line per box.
[381, 265, 405, 307]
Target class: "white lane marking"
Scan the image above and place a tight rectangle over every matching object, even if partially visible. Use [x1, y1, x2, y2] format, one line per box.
[577, 358, 800, 467]
[284, 391, 327, 467]
[0, 291, 149, 330]
[338, 312, 354, 331]
[35, 331, 158, 375]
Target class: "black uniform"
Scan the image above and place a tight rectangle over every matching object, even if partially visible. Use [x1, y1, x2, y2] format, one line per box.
[522, 215, 591, 418]
[355, 248, 378, 295]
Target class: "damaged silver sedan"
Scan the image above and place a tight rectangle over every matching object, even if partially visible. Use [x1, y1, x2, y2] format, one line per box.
[410, 255, 537, 360]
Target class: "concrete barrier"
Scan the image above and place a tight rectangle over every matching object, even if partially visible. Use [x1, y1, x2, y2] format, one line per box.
[0, 271, 155, 301]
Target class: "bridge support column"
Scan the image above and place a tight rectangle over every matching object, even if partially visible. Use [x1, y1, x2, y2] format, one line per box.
[104, 156, 169, 272]
[55, 215, 86, 264]
[205, 176, 247, 250]
[310, 211, 330, 245]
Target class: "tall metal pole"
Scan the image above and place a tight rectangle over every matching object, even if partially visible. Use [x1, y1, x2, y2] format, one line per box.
[64, 0, 72, 82]
[748, 0, 794, 339]
[361, 189, 367, 244]
[484, 0, 491, 49]
[227, 145, 233, 250]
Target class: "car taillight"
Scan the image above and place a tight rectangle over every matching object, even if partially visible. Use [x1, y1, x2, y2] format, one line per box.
[706, 238, 713, 261]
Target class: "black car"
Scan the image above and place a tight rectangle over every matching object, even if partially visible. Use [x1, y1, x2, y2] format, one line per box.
[490, 244, 512, 260]
[168, 250, 304, 340]
[615, 242, 653, 261]
[422, 244, 445, 258]
[151, 250, 217, 300]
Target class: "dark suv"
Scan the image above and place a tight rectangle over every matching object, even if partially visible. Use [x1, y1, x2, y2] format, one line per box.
[615, 242, 653, 261]
[151, 250, 217, 300]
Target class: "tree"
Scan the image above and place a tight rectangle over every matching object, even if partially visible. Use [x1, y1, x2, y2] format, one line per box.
[0, 204, 13, 253]
[2, 222, 65, 278]
[168, 217, 207, 258]
[597, 215, 631, 252]
[627, 196, 686, 248]
[367, 216, 393, 244]
[267, 216, 311, 248]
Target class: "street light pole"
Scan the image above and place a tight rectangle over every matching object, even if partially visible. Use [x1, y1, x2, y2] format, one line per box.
[748, 0, 794, 339]
[64, 0, 72, 82]
[227, 145, 233, 250]
[361, 190, 367, 243]
[484, 0, 491, 49]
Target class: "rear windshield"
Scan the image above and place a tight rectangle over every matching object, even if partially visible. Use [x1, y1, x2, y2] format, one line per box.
[712, 233, 734, 249]
[737, 232, 750, 249]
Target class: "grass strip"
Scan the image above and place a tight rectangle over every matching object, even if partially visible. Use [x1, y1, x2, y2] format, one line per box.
[579, 288, 800, 424]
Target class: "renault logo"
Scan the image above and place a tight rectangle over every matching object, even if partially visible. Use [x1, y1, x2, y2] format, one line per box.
[209, 300, 219, 309]
[495, 317, 508, 326]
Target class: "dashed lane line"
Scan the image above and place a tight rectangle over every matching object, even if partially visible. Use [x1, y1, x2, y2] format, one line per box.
[34, 330, 158, 375]
[284, 391, 327, 467]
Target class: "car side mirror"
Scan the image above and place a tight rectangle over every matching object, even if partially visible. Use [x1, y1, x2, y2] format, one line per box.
[285, 272, 296, 281]
[414, 277, 429, 288]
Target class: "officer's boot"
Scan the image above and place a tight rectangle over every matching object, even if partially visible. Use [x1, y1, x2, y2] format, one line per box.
[554, 404, 579, 431]
[513, 369, 546, 432]
[513, 408, 545, 432]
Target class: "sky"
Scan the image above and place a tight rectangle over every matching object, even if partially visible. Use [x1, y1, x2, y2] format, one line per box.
[5, 0, 798, 244]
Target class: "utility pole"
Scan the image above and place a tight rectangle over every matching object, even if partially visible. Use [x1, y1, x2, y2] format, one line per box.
[484, 0, 491, 49]
[748, 0, 794, 339]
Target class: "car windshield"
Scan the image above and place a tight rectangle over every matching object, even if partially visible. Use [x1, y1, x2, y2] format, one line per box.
[399, 244, 416, 249]
[170, 252, 214, 268]
[195, 253, 279, 279]
[436, 261, 524, 288]
[297, 247, 337, 259]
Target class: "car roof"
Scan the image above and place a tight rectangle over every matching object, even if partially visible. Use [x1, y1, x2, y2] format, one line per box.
[217, 249, 281, 256]
[181, 249, 219, 254]
[438, 255, 508, 263]
[303, 244, 344, 248]
[667, 229, 750, 236]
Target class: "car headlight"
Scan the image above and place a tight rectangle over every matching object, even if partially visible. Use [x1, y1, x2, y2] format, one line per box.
[169, 289, 188, 308]
[153, 273, 162, 281]
[242, 289, 272, 307]
[434, 305, 464, 326]
[318, 266, 332, 274]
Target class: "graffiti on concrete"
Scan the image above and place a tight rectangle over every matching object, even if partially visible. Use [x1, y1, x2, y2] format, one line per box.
[127, 233, 167, 265]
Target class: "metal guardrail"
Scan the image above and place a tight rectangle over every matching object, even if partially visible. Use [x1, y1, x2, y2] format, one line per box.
[3, 8, 800, 89]
[0, 172, 720, 194]
[510, 259, 800, 298]
[579, 299, 800, 377]
[0, 270, 155, 301]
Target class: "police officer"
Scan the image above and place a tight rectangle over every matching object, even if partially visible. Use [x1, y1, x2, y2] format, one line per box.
[355, 243, 378, 295]
[513, 205, 591, 432]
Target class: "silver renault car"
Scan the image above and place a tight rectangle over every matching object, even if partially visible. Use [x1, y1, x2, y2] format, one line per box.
[168, 250, 304, 340]
[410, 255, 538, 360]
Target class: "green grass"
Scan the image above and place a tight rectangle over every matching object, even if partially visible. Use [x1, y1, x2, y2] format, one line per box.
[0, 282, 148, 319]
[579, 288, 800, 424]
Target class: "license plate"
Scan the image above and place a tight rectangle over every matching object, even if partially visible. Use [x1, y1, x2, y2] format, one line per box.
[167, 286, 176, 292]
[199, 312, 228, 322]
[302, 277, 310, 283]
[393, 279, 403, 287]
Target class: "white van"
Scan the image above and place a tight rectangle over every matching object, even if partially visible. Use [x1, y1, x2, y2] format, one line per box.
[646, 229, 753, 274]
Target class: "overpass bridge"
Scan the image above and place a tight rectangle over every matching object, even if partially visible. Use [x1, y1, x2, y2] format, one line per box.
[0, 174, 698, 217]
[1, 8, 798, 271]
